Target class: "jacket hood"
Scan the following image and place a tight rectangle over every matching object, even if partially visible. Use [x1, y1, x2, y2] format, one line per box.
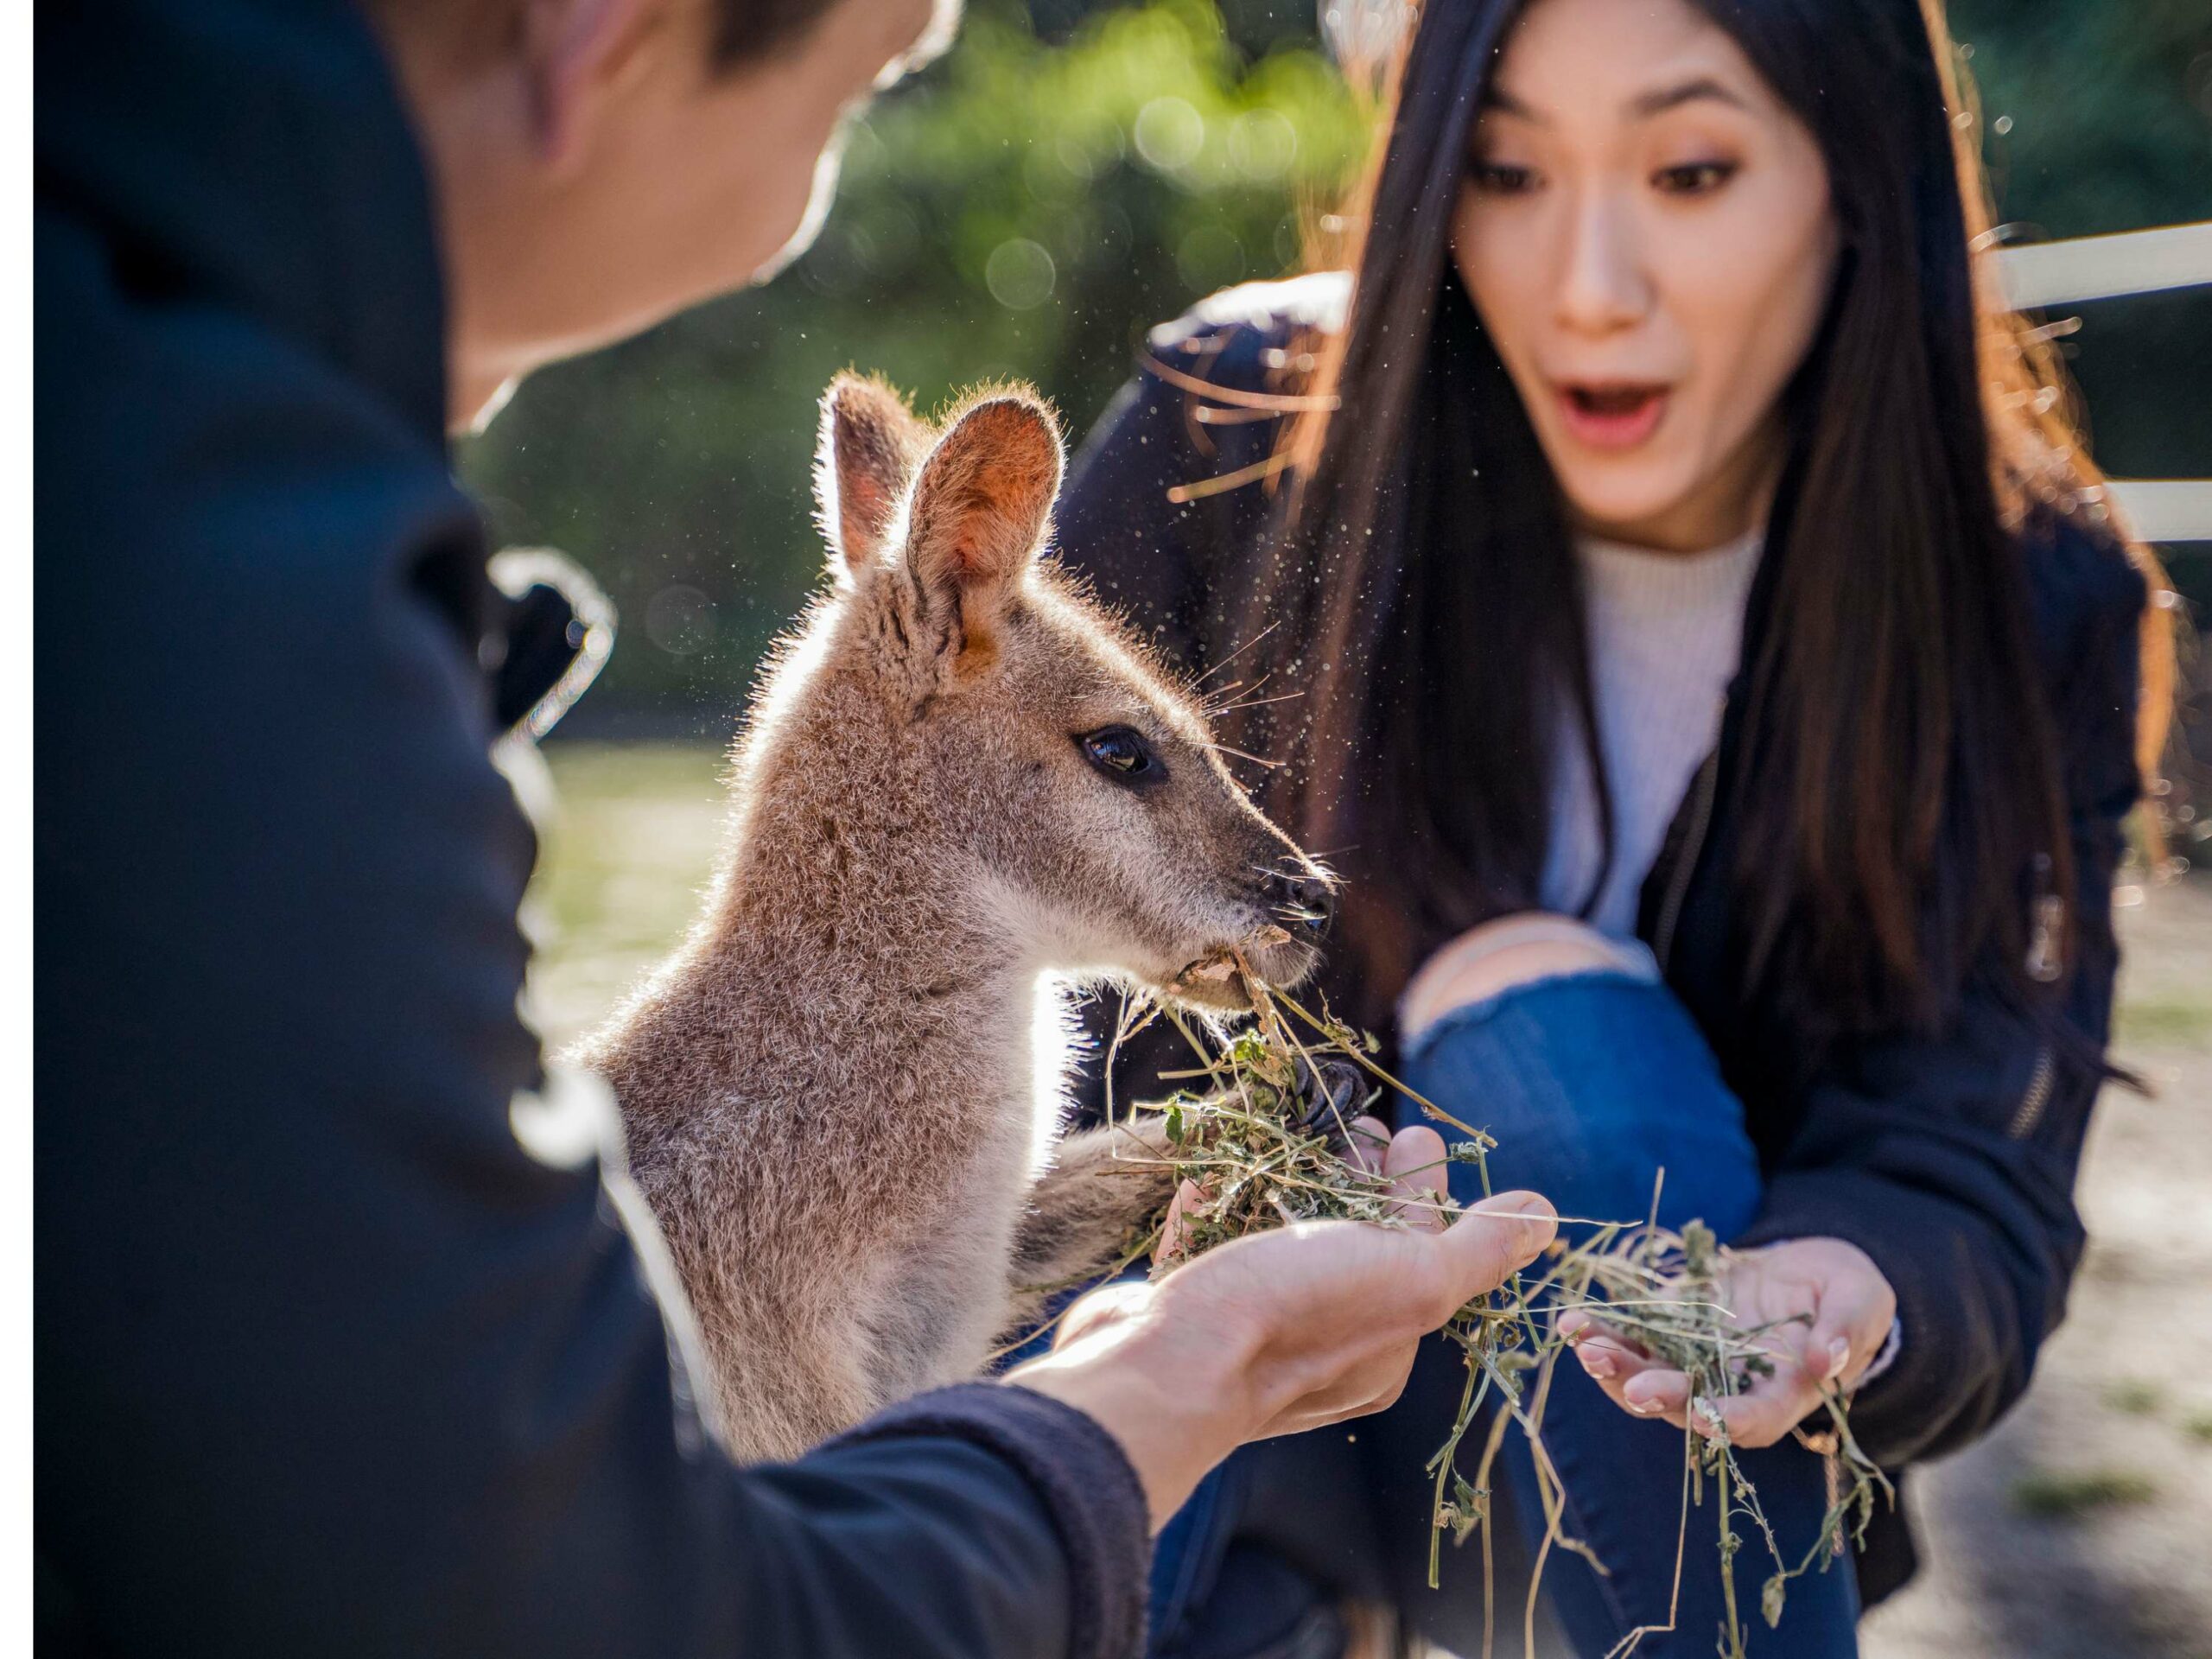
[37, 0, 449, 440]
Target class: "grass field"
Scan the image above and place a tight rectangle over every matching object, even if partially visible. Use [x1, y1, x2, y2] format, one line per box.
[528, 739, 2212, 1659]
[526, 743, 729, 1050]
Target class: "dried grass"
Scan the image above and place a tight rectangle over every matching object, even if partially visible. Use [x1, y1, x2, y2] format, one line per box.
[1100, 957, 1890, 1659]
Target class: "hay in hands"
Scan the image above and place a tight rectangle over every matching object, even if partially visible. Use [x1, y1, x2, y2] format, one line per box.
[1101, 954, 1890, 1659]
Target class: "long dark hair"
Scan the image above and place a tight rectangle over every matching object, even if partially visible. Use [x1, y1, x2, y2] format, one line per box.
[1222, 0, 2171, 1039]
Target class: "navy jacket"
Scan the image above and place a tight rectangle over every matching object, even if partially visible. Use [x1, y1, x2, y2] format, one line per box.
[1054, 276, 2148, 1600]
[35, 3, 1146, 1654]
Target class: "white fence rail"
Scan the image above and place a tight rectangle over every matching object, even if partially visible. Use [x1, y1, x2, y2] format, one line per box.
[1996, 220, 2212, 310]
[1994, 221, 2211, 543]
[2108, 480, 2212, 547]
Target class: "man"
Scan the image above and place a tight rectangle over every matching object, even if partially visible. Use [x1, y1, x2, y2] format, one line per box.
[34, 0, 1556, 1654]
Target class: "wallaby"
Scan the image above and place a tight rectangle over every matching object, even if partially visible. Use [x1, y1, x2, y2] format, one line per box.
[574, 374, 1335, 1461]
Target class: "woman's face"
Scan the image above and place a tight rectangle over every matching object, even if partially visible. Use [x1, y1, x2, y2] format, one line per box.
[1451, 0, 1840, 551]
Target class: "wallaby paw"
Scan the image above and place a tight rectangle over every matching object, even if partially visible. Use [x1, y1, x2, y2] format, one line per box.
[1007, 1116, 1184, 1301]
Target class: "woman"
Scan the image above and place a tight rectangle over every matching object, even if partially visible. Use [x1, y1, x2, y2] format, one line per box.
[1052, 0, 2173, 1653]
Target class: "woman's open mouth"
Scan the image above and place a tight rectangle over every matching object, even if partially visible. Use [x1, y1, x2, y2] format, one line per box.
[1555, 382, 1669, 451]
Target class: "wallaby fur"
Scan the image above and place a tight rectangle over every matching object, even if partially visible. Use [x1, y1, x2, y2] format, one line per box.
[572, 374, 1332, 1461]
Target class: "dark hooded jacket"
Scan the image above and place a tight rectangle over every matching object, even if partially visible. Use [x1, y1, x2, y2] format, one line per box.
[35, 3, 1146, 1654]
[1053, 275, 2149, 1605]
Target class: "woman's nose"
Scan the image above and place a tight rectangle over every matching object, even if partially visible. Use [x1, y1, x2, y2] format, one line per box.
[1555, 192, 1649, 336]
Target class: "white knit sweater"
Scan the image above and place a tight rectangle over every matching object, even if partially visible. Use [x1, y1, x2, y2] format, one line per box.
[1539, 528, 1764, 937]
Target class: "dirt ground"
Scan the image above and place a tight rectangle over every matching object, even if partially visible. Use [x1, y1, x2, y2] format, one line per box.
[529, 741, 2212, 1659]
[1859, 878, 2212, 1659]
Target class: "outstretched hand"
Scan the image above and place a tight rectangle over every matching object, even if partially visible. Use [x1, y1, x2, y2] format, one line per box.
[1010, 1120, 1557, 1527]
[1558, 1235, 1897, 1449]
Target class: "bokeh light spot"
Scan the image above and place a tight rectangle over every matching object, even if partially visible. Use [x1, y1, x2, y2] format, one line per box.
[645, 585, 716, 657]
[1135, 97, 1205, 172]
[985, 238, 1058, 310]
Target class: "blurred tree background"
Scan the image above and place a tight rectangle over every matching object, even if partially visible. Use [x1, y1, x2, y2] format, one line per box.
[461, 0, 2211, 741]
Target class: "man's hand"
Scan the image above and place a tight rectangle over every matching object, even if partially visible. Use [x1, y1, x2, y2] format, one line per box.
[1009, 1122, 1557, 1528]
[1557, 1236, 1897, 1449]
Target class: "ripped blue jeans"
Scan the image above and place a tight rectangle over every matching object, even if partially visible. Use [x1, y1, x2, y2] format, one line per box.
[1146, 954, 1861, 1659]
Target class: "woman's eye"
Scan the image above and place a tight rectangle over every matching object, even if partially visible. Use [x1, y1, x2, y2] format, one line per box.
[1469, 161, 1540, 196]
[1078, 727, 1156, 782]
[1653, 160, 1738, 195]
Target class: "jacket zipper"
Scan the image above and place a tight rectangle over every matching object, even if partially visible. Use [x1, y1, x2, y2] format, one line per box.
[2008, 1045, 2056, 1139]
[1652, 702, 1726, 972]
[2009, 855, 2066, 1138]
[2024, 853, 2065, 985]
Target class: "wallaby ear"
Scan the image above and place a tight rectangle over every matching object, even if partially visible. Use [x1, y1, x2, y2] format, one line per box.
[903, 391, 1063, 646]
[816, 373, 926, 581]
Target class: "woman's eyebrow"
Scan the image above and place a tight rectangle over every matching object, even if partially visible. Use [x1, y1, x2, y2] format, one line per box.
[1627, 75, 1750, 118]
[1481, 76, 1749, 124]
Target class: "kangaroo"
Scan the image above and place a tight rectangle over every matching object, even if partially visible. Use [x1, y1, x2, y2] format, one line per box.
[573, 374, 1334, 1461]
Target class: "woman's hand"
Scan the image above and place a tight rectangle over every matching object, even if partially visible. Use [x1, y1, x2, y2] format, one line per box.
[1558, 1236, 1897, 1449]
[1010, 1123, 1557, 1528]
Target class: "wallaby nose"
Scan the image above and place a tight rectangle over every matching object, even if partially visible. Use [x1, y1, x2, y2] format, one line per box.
[1262, 865, 1338, 939]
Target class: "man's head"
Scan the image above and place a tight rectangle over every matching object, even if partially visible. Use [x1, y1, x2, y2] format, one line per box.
[366, 0, 955, 429]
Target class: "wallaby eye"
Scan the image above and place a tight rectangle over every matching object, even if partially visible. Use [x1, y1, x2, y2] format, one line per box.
[1078, 726, 1159, 783]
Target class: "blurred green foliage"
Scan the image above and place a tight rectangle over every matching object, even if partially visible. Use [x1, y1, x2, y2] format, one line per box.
[461, 0, 2210, 731]
[462, 0, 1365, 722]
[1953, 0, 2212, 530]
[1957, 0, 2209, 241]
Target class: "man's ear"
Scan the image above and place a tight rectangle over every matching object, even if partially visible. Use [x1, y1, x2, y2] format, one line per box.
[903, 390, 1064, 653]
[815, 374, 927, 583]
[523, 0, 664, 175]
